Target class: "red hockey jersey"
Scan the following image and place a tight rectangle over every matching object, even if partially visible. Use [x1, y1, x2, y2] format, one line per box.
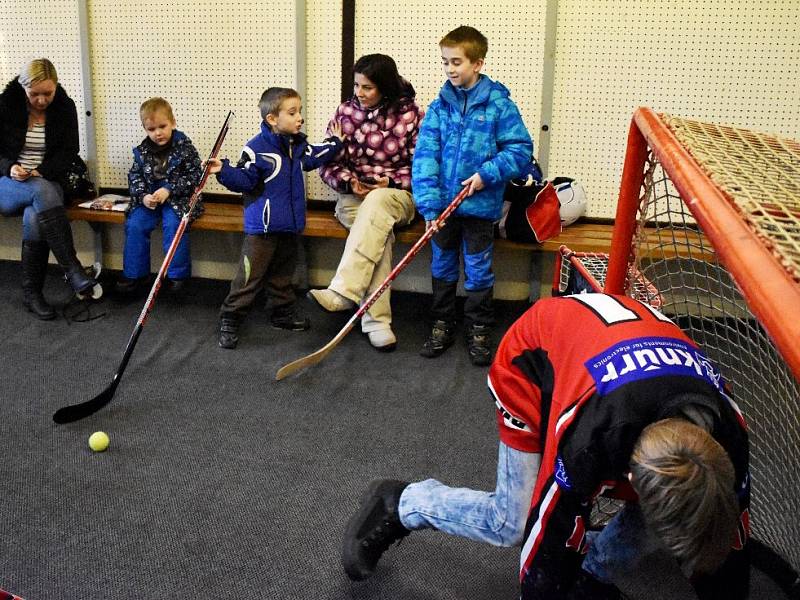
[488, 294, 750, 599]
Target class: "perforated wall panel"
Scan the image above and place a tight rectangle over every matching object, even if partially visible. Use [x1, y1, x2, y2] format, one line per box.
[0, 0, 88, 158]
[548, 0, 800, 218]
[87, 0, 298, 192]
[304, 1, 343, 201]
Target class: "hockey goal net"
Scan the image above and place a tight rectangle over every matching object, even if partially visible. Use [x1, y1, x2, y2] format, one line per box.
[601, 108, 800, 571]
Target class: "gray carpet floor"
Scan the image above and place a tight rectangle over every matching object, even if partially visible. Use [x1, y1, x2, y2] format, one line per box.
[0, 260, 527, 600]
[0, 260, 792, 599]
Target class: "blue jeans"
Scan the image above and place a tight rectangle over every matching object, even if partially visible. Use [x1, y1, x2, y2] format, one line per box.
[0, 176, 64, 240]
[123, 204, 190, 280]
[398, 442, 539, 547]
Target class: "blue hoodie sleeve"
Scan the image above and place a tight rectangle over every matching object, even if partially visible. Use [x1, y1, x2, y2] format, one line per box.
[411, 102, 445, 222]
[476, 98, 532, 188]
[300, 136, 343, 171]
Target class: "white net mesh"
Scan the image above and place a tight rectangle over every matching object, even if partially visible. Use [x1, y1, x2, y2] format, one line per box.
[620, 127, 800, 570]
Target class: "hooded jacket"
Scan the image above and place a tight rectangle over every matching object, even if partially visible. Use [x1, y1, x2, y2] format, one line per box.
[412, 75, 532, 222]
[217, 121, 341, 235]
[127, 130, 203, 220]
[0, 78, 79, 184]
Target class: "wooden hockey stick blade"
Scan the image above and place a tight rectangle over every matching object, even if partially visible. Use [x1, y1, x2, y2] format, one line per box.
[275, 316, 358, 380]
[52, 380, 118, 424]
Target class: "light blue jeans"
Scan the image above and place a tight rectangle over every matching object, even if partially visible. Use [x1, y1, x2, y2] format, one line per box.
[398, 442, 539, 547]
[0, 176, 64, 240]
[399, 441, 672, 591]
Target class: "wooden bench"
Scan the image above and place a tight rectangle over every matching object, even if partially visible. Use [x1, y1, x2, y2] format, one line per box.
[66, 198, 616, 299]
[67, 200, 613, 249]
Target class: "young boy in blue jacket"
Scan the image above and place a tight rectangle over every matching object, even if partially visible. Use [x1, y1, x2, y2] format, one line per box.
[413, 26, 533, 366]
[207, 87, 342, 349]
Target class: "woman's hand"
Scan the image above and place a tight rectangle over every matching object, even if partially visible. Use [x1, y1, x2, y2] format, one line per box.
[351, 175, 389, 198]
[10, 164, 30, 181]
[142, 194, 158, 209]
[203, 158, 222, 174]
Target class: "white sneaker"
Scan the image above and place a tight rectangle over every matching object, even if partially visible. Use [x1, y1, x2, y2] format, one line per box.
[307, 288, 356, 312]
[367, 328, 397, 352]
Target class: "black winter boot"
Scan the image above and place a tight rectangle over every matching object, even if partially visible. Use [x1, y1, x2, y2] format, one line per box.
[420, 319, 456, 358]
[37, 206, 96, 295]
[466, 323, 493, 366]
[218, 314, 239, 349]
[21, 240, 55, 320]
[270, 304, 310, 331]
[342, 479, 410, 581]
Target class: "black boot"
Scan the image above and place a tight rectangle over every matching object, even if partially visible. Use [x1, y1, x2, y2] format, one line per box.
[342, 479, 410, 581]
[21, 240, 55, 320]
[420, 319, 456, 358]
[218, 314, 239, 349]
[37, 206, 96, 295]
[270, 304, 310, 331]
[466, 323, 493, 366]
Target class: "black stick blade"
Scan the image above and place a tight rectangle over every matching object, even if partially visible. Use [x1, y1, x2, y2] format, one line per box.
[52, 383, 117, 424]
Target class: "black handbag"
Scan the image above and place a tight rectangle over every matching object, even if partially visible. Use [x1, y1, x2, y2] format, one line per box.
[62, 155, 97, 200]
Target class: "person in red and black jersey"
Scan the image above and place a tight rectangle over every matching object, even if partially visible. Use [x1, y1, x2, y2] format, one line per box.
[342, 293, 750, 600]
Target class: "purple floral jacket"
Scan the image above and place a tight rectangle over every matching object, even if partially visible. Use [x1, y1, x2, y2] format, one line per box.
[319, 91, 422, 194]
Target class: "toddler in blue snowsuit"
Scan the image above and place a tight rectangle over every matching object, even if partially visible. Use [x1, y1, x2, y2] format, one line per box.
[412, 26, 533, 366]
[207, 87, 342, 349]
[117, 97, 202, 294]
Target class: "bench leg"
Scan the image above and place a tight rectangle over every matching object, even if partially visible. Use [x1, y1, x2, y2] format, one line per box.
[528, 251, 556, 303]
[87, 221, 105, 276]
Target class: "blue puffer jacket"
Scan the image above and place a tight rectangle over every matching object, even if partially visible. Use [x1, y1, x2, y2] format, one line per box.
[412, 75, 533, 222]
[217, 122, 341, 235]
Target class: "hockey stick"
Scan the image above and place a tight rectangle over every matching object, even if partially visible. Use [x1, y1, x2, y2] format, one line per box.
[52, 111, 235, 424]
[275, 186, 470, 380]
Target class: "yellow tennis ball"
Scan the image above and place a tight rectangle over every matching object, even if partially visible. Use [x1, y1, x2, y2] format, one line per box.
[88, 431, 110, 452]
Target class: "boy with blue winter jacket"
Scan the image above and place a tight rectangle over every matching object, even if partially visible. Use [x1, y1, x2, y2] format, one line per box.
[412, 26, 533, 366]
[207, 87, 342, 349]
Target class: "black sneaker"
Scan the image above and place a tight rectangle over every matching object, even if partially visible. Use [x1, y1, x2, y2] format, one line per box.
[114, 275, 146, 296]
[466, 324, 493, 366]
[218, 315, 239, 349]
[271, 306, 310, 331]
[342, 479, 410, 581]
[164, 278, 187, 293]
[419, 320, 456, 358]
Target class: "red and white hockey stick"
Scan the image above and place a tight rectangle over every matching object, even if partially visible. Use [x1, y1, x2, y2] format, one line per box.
[276, 186, 469, 380]
[53, 111, 234, 424]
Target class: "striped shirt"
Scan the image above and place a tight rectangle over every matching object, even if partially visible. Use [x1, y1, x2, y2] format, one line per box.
[18, 123, 46, 171]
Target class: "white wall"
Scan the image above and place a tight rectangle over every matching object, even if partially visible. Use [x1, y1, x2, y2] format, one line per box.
[1, 0, 798, 299]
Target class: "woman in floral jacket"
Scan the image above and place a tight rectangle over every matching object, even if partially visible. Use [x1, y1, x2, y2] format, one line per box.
[310, 54, 422, 351]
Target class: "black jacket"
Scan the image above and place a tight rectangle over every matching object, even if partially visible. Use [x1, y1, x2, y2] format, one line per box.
[0, 78, 79, 185]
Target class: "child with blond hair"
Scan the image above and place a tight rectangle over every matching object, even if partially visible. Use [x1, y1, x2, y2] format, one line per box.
[117, 97, 202, 295]
[343, 294, 750, 599]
